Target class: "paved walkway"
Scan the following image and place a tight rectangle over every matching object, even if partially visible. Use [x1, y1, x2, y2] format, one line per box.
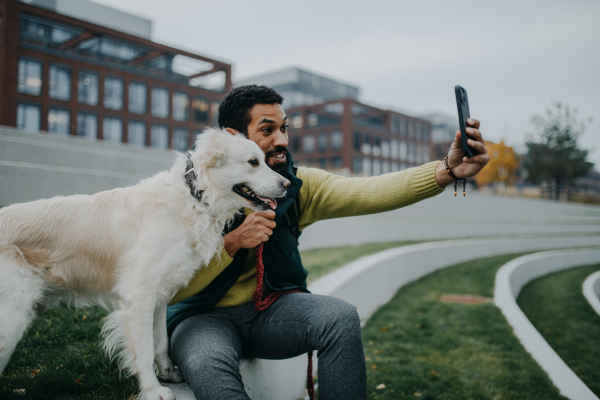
[299, 190, 600, 250]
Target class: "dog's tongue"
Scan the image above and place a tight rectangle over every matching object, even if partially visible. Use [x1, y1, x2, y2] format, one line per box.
[256, 194, 277, 210]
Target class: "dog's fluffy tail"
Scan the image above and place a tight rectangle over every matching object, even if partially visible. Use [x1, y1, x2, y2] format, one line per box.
[100, 309, 137, 377]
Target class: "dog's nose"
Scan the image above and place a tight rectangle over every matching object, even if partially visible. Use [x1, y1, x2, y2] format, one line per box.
[281, 179, 291, 189]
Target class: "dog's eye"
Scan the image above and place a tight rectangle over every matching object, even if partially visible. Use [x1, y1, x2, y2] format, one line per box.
[248, 158, 259, 167]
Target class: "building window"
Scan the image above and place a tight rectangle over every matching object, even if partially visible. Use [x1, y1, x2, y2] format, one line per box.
[408, 121, 415, 138]
[18, 58, 42, 95]
[152, 88, 169, 118]
[392, 162, 399, 172]
[78, 71, 98, 106]
[173, 92, 190, 122]
[17, 103, 41, 132]
[391, 139, 399, 160]
[319, 158, 327, 169]
[291, 136, 301, 154]
[193, 96, 209, 123]
[78, 36, 147, 61]
[408, 142, 416, 163]
[318, 132, 327, 152]
[373, 159, 382, 176]
[332, 157, 343, 169]
[49, 64, 71, 101]
[212, 100, 221, 126]
[76, 113, 97, 139]
[151, 125, 169, 149]
[48, 109, 70, 136]
[352, 157, 362, 174]
[382, 161, 390, 174]
[382, 140, 390, 159]
[20, 13, 82, 46]
[129, 82, 147, 114]
[104, 77, 123, 110]
[400, 118, 408, 136]
[303, 135, 315, 154]
[353, 132, 361, 151]
[103, 117, 123, 143]
[331, 130, 343, 150]
[363, 158, 372, 176]
[173, 128, 189, 151]
[128, 121, 146, 146]
[399, 141, 408, 161]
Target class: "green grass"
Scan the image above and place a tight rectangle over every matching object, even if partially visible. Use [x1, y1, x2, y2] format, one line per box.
[360, 254, 567, 400]
[517, 264, 600, 396]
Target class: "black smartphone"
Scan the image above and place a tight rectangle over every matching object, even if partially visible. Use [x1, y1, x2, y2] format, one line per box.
[454, 85, 478, 158]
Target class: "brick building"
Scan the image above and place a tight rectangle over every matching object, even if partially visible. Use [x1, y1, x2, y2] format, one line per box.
[0, 0, 232, 151]
[286, 99, 432, 176]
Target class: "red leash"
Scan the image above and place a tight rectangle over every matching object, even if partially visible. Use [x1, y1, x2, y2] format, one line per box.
[253, 243, 315, 400]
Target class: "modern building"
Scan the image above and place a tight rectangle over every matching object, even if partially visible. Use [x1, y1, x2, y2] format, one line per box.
[0, 0, 232, 151]
[420, 112, 459, 161]
[237, 66, 360, 108]
[286, 98, 432, 176]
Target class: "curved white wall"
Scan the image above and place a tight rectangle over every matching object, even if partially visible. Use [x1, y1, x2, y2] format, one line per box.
[494, 250, 600, 400]
[583, 271, 600, 316]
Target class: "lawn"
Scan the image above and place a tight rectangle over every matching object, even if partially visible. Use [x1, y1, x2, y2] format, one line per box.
[359, 254, 567, 400]
[517, 263, 600, 396]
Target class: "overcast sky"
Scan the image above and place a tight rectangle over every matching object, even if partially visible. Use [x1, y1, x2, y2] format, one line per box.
[96, 0, 600, 165]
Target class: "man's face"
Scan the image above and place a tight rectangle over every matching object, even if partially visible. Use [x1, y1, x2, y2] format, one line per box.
[245, 103, 289, 174]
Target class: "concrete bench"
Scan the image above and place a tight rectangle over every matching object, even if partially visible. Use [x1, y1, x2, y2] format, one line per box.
[583, 270, 600, 317]
[494, 249, 600, 400]
[165, 236, 600, 399]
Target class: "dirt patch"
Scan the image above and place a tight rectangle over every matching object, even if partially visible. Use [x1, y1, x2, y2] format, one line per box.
[439, 294, 493, 304]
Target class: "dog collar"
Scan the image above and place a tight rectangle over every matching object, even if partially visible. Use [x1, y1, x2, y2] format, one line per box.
[184, 153, 205, 203]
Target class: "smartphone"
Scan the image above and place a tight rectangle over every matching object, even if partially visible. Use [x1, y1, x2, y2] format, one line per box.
[454, 85, 478, 158]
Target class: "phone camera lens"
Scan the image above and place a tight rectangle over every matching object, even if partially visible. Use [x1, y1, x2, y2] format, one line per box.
[460, 92, 466, 104]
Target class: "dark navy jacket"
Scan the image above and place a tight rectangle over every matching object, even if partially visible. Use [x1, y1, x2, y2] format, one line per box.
[166, 151, 308, 337]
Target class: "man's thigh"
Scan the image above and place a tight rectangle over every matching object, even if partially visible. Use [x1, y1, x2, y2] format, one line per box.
[170, 310, 247, 399]
[243, 292, 361, 359]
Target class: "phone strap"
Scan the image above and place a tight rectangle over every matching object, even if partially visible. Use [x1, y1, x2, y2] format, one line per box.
[444, 157, 467, 196]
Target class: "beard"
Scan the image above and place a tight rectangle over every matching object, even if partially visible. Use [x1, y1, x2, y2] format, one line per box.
[265, 146, 288, 174]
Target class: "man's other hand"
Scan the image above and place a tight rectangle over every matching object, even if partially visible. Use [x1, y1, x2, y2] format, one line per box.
[223, 211, 276, 257]
[435, 118, 489, 187]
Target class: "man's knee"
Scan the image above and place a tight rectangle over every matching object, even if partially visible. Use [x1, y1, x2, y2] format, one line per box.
[313, 296, 361, 335]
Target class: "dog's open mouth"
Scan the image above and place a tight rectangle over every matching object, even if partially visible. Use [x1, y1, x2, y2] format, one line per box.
[233, 184, 278, 211]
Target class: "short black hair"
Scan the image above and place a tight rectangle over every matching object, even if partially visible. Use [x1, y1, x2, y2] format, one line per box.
[217, 85, 283, 135]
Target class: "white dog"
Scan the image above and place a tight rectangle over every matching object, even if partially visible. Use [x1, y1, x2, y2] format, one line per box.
[0, 128, 289, 400]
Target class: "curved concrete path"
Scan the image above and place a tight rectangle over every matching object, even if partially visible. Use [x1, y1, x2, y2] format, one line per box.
[494, 249, 600, 400]
[583, 270, 600, 316]
[165, 236, 600, 400]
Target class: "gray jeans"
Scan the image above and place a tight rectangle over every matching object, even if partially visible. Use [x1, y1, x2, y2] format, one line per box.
[170, 292, 366, 400]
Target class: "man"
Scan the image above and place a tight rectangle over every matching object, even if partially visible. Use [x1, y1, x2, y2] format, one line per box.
[167, 85, 489, 399]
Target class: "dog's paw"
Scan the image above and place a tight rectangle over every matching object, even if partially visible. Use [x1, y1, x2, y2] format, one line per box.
[158, 366, 184, 383]
[139, 386, 175, 400]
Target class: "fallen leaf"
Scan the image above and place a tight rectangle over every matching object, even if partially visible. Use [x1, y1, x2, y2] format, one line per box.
[414, 393, 421, 397]
[374, 350, 382, 354]
[368, 341, 373, 345]
[75, 378, 83, 385]
[83, 315, 87, 321]
[31, 369, 40, 377]
[371, 364, 377, 369]
[376, 383, 386, 389]
[431, 371, 437, 375]
[380, 326, 387, 332]
[13, 389, 26, 395]
[365, 357, 371, 361]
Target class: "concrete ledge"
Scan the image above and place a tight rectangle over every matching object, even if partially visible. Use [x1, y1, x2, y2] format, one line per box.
[166, 236, 600, 399]
[494, 250, 600, 400]
[583, 270, 600, 317]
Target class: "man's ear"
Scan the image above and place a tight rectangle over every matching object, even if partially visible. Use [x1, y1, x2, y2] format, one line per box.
[225, 128, 239, 136]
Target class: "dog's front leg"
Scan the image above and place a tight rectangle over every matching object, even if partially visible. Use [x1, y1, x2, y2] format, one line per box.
[153, 301, 183, 383]
[122, 296, 175, 400]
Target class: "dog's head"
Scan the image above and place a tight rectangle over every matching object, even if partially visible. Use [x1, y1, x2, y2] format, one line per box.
[188, 128, 290, 212]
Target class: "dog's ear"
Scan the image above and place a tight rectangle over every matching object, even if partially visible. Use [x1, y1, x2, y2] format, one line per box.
[194, 128, 228, 168]
[225, 128, 239, 136]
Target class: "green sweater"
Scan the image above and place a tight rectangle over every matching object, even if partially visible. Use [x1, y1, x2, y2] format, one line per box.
[169, 161, 444, 306]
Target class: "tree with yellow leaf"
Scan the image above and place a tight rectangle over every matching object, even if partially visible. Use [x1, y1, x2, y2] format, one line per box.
[474, 140, 519, 187]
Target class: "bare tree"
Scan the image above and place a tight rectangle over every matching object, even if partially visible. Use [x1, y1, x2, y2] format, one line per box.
[524, 103, 593, 200]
